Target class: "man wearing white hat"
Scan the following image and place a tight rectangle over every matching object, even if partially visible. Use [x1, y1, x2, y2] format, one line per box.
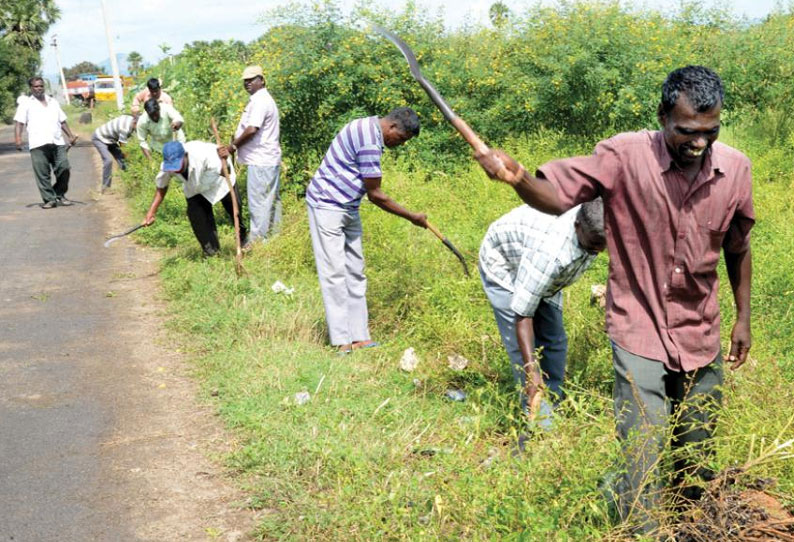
[221, 65, 282, 248]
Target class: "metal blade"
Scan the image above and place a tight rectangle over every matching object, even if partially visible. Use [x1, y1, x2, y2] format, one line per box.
[104, 223, 143, 247]
[369, 23, 458, 122]
[442, 238, 470, 277]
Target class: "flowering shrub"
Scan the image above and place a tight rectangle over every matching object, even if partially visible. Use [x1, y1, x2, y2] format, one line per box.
[143, 1, 794, 189]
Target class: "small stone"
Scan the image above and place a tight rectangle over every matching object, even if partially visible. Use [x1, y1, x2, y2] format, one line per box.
[447, 353, 469, 371]
[294, 391, 311, 405]
[480, 447, 499, 469]
[444, 389, 466, 402]
[271, 280, 295, 295]
[399, 347, 419, 372]
[590, 284, 607, 308]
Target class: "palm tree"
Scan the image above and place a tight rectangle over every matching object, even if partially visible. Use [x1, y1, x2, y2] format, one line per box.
[158, 42, 173, 65]
[127, 51, 143, 76]
[488, 1, 510, 29]
[0, 0, 61, 51]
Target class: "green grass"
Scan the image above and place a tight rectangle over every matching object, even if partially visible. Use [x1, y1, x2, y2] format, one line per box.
[115, 126, 794, 540]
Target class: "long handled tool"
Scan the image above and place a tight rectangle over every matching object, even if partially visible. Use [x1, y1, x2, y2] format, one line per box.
[425, 221, 469, 277]
[210, 118, 244, 277]
[104, 224, 144, 247]
[370, 24, 512, 182]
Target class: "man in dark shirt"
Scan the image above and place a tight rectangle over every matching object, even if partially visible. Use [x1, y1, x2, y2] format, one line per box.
[476, 65, 753, 532]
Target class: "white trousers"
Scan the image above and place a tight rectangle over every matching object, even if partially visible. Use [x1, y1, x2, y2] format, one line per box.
[247, 165, 281, 241]
[307, 205, 370, 346]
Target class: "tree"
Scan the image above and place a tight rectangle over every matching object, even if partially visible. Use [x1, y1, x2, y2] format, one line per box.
[489, 1, 510, 28]
[0, 0, 61, 120]
[64, 61, 102, 80]
[0, 0, 61, 50]
[158, 42, 172, 65]
[127, 51, 143, 76]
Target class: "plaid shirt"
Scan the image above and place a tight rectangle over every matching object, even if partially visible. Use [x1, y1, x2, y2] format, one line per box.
[479, 205, 596, 317]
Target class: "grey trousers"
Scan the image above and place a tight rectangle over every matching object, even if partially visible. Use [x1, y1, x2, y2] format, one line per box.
[307, 204, 370, 346]
[612, 342, 722, 532]
[30, 144, 70, 203]
[91, 135, 124, 188]
[247, 165, 281, 242]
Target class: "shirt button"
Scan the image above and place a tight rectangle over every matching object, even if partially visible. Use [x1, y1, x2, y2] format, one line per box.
[678, 233, 685, 239]
[675, 267, 682, 274]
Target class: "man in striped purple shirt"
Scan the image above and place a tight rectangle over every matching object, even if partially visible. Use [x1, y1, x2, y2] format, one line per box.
[307, 107, 428, 353]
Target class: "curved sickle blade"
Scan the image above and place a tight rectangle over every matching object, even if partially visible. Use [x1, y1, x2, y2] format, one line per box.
[441, 238, 470, 277]
[369, 23, 457, 122]
[104, 223, 144, 247]
[370, 23, 493, 157]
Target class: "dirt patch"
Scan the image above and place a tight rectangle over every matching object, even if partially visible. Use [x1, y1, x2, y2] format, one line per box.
[90, 154, 259, 541]
[673, 469, 794, 542]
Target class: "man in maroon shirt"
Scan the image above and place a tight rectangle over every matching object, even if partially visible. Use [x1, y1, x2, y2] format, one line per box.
[476, 66, 753, 532]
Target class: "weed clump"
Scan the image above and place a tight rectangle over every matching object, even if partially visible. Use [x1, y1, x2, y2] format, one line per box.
[673, 468, 794, 542]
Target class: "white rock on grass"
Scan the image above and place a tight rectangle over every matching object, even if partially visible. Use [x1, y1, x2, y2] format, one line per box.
[590, 283, 607, 308]
[399, 347, 420, 372]
[447, 353, 469, 371]
[271, 280, 295, 295]
[294, 391, 311, 405]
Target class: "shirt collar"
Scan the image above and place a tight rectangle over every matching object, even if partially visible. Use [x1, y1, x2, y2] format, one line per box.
[561, 206, 596, 259]
[653, 130, 724, 175]
[371, 116, 384, 150]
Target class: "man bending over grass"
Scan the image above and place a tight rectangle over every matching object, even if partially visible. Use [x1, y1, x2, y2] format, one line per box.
[143, 141, 247, 257]
[306, 107, 429, 354]
[479, 199, 605, 427]
[476, 65, 753, 534]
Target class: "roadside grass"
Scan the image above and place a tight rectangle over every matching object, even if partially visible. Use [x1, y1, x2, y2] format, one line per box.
[115, 126, 793, 540]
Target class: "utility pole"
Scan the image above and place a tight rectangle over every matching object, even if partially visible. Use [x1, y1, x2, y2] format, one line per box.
[51, 35, 69, 105]
[100, 0, 124, 110]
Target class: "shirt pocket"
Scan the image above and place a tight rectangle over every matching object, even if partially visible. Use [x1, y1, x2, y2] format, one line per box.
[690, 211, 728, 275]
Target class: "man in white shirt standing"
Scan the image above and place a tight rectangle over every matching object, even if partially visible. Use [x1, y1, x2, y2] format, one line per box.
[143, 141, 247, 257]
[14, 77, 79, 208]
[221, 65, 281, 247]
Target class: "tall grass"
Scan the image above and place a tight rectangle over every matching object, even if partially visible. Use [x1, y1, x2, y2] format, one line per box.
[106, 2, 794, 537]
[111, 119, 794, 538]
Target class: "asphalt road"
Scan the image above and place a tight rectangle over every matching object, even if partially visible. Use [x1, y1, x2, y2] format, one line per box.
[0, 126, 133, 541]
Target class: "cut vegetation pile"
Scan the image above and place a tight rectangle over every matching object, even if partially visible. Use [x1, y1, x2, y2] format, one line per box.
[675, 469, 794, 542]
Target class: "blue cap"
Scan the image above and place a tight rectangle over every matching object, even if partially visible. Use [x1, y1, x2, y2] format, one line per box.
[162, 141, 185, 172]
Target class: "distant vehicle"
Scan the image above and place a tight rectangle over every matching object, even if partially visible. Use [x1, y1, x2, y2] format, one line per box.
[93, 75, 134, 102]
[66, 78, 94, 104]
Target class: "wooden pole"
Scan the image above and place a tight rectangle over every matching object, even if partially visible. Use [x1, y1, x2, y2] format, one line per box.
[210, 118, 243, 276]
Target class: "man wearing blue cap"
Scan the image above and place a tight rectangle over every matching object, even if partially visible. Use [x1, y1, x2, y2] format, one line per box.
[143, 141, 247, 257]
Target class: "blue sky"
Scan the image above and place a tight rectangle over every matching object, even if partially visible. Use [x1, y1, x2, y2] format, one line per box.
[41, 0, 789, 78]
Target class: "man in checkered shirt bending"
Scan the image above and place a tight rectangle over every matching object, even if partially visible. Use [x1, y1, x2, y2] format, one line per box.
[478, 199, 605, 426]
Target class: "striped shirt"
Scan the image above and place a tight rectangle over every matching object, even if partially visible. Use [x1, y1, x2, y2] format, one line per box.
[479, 205, 595, 317]
[306, 116, 383, 210]
[93, 115, 135, 145]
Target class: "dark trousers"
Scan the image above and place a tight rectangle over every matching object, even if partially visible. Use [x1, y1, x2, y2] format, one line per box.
[479, 267, 568, 403]
[185, 186, 247, 256]
[30, 144, 70, 203]
[612, 342, 722, 532]
[91, 135, 124, 188]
